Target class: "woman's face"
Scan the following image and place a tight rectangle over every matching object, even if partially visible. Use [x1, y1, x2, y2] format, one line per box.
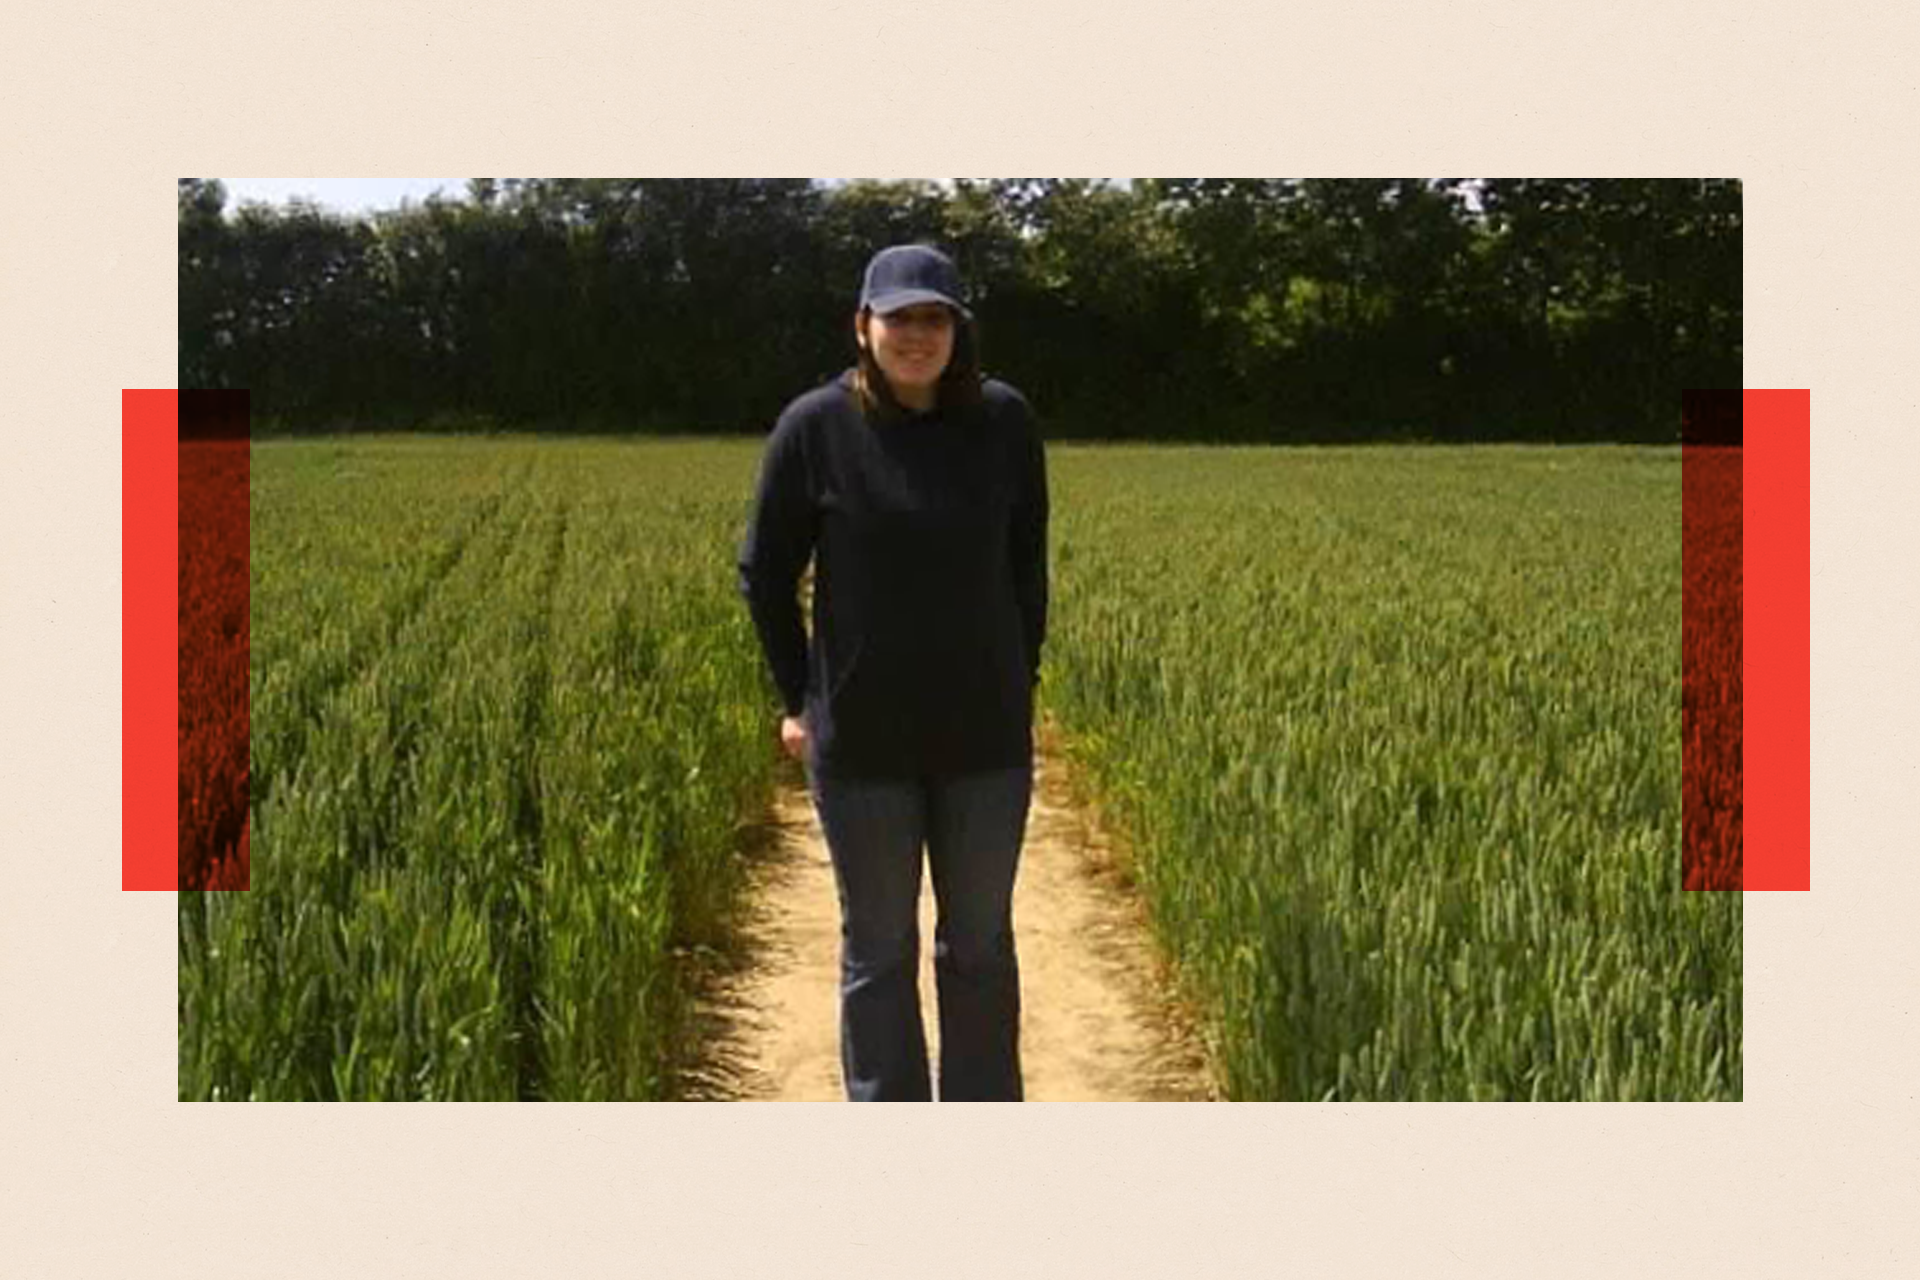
[858, 302, 957, 402]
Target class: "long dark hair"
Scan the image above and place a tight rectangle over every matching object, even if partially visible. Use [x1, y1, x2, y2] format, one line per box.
[850, 304, 986, 425]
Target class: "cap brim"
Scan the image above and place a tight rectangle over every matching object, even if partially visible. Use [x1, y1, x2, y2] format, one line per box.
[868, 289, 972, 320]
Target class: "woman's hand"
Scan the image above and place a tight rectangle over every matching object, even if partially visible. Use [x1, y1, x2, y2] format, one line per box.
[779, 713, 810, 761]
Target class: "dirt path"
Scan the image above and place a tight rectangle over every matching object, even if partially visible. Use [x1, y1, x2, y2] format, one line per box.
[685, 716, 1218, 1101]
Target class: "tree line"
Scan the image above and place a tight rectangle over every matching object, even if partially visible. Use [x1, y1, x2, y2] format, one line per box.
[179, 178, 1740, 442]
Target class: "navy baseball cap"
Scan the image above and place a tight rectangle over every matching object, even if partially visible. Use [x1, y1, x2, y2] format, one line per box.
[859, 244, 972, 320]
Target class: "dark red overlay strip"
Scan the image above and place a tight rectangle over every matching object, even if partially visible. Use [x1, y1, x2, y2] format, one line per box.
[123, 390, 178, 889]
[176, 390, 252, 890]
[1744, 389, 1810, 890]
[1681, 390, 1744, 890]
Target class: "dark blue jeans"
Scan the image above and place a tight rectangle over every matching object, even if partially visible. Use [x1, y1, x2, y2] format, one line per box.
[804, 750, 1033, 1101]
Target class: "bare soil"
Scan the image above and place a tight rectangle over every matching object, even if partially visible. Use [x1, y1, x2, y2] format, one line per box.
[681, 714, 1219, 1101]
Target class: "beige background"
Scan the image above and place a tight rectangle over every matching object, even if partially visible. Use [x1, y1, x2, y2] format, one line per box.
[3, 1, 1915, 1274]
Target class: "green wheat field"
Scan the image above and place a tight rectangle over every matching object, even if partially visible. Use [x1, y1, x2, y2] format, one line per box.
[178, 436, 1740, 1101]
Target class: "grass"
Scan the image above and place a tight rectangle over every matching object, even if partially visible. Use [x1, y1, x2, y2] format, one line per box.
[181, 438, 772, 1099]
[1044, 443, 1739, 1099]
[179, 436, 1739, 1101]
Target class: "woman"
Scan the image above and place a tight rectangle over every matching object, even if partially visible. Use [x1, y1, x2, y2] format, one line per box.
[737, 243, 1049, 1101]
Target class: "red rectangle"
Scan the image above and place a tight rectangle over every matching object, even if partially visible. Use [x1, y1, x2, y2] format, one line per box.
[123, 390, 178, 890]
[1744, 389, 1810, 890]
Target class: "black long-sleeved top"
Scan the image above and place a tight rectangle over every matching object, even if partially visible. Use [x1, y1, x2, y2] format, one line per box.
[737, 367, 1049, 779]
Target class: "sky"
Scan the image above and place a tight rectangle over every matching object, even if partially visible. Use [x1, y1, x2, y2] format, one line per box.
[216, 178, 1135, 217]
[221, 178, 471, 214]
